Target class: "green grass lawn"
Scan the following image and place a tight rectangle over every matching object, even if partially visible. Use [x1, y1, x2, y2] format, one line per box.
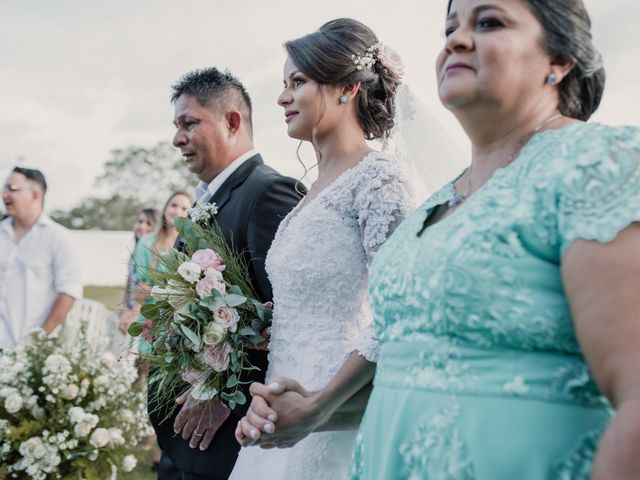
[83, 285, 123, 312]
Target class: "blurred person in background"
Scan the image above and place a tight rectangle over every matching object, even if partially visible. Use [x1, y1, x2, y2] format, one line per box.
[133, 192, 192, 318]
[118, 207, 158, 337]
[0, 167, 82, 349]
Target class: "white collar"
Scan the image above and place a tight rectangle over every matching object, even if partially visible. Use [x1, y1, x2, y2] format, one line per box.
[196, 149, 258, 203]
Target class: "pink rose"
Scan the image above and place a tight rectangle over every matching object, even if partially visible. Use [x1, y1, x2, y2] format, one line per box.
[377, 45, 404, 78]
[202, 344, 233, 373]
[181, 369, 203, 385]
[214, 307, 239, 332]
[191, 249, 225, 273]
[196, 271, 226, 299]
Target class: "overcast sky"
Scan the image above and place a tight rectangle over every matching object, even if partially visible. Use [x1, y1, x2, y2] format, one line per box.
[1, 0, 638, 213]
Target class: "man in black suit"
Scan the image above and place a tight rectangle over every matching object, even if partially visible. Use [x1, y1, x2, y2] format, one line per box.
[151, 67, 302, 480]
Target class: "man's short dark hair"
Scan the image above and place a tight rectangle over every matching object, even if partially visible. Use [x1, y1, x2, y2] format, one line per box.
[12, 167, 47, 195]
[171, 67, 253, 136]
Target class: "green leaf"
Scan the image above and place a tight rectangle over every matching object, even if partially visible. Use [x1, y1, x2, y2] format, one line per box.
[226, 375, 239, 388]
[179, 324, 201, 350]
[200, 295, 225, 312]
[164, 355, 174, 364]
[224, 293, 247, 307]
[233, 390, 246, 405]
[238, 327, 257, 336]
[127, 322, 144, 336]
[140, 302, 162, 320]
[228, 285, 243, 295]
[228, 400, 237, 410]
[138, 340, 153, 354]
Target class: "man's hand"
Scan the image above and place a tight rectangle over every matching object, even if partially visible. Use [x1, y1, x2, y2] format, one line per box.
[173, 392, 231, 450]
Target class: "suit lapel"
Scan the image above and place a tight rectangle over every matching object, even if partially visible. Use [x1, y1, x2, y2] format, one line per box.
[208, 154, 263, 211]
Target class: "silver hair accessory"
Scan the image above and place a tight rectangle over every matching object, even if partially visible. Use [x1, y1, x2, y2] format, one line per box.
[546, 73, 557, 85]
[339, 94, 349, 104]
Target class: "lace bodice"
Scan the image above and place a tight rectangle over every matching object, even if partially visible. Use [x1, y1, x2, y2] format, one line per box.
[266, 152, 414, 387]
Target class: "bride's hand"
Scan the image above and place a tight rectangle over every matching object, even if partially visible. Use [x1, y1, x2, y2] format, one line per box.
[236, 377, 327, 448]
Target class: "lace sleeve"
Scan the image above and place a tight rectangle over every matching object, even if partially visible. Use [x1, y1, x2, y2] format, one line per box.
[355, 156, 415, 265]
[558, 125, 640, 256]
[353, 156, 415, 362]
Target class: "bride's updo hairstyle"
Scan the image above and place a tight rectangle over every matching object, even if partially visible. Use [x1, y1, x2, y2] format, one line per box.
[447, 0, 605, 121]
[284, 18, 401, 140]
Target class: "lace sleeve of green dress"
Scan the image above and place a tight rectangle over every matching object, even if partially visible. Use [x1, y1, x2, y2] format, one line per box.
[557, 124, 640, 256]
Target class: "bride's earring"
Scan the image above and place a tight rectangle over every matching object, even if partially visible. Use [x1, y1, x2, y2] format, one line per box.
[339, 95, 348, 104]
[546, 73, 557, 85]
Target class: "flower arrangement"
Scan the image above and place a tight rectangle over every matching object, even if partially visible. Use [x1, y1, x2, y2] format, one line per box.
[0, 328, 152, 480]
[128, 213, 271, 412]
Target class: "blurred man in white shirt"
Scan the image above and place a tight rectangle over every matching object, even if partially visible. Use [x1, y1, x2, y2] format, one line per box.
[0, 167, 82, 348]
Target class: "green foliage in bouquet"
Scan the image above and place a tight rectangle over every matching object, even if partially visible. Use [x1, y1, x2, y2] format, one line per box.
[129, 214, 272, 414]
[0, 327, 152, 479]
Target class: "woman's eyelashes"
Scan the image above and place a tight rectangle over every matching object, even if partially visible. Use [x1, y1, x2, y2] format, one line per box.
[444, 15, 505, 37]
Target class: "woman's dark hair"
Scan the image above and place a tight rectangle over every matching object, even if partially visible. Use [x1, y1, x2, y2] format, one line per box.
[446, 0, 605, 120]
[140, 208, 158, 229]
[284, 18, 401, 140]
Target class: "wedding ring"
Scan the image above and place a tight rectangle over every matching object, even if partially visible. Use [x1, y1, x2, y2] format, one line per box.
[193, 432, 204, 437]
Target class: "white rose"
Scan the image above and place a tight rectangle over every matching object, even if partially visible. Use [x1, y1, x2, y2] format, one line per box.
[178, 261, 202, 284]
[31, 405, 45, 420]
[118, 409, 135, 424]
[60, 384, 79, 400]
[122, 454, 137, 472]
[108, 427, 125, 446]
[93, 375, 109, 388]
[89, 428, 110, 448]
[0, 387, 18, 398]
[19, 437, 46, 459]
[202, 322, 227, 346]
[74, 422, 92, 438]
[100, 352, 117, 369]
[4, 393, 23, 413]
[68, 406, 85, 423]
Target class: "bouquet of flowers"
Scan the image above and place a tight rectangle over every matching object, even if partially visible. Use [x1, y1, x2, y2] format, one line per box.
[0, 327, 152, 480]
[128, 204, 271, 412]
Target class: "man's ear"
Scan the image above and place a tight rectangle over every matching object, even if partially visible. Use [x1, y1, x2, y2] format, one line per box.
[226, 111, 242, 135]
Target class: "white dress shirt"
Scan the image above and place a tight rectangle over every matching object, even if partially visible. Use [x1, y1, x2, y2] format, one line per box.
[0, 214, 82, 348]
[195, 149, 258, 203]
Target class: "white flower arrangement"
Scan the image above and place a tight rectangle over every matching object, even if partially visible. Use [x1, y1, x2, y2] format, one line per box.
[0, 327, 153, 479]
[187, 202, 219, 226]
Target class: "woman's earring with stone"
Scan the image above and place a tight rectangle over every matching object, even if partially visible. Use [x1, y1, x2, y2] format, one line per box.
[546, 73, 557, 86]
[339, 95, 349, 104]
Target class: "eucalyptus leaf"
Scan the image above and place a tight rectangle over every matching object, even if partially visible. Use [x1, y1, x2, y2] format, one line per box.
[138, 340, 153, 354]
[226, 375, 239, 388]
[179, 324, 201, 350]
[224, 293, 247, 307]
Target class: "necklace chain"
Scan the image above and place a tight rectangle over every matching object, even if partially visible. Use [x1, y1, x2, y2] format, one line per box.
[448, 113, 563, 208]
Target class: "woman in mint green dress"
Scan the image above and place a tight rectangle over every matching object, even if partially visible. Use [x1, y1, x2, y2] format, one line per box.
[348, 0, 640, 478]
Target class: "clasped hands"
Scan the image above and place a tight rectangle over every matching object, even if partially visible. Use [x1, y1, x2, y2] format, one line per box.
[235, 376, 327, 449]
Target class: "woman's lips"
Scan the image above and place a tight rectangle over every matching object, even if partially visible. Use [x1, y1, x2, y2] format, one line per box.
[446, 62, 473, 73]
[285, 111, 298, 123]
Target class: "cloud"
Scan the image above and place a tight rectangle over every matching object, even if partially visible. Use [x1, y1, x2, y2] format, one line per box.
[0, 0, 638, 212]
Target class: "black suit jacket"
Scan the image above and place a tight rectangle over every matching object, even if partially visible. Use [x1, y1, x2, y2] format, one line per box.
[149, 154, 302, 477]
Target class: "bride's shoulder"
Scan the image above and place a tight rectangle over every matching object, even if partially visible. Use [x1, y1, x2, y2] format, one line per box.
[355, 151, 407, 184]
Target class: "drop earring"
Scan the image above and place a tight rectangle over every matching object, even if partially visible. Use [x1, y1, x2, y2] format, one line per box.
[339, 95, 348, 104]
[546, 73, 557, 85]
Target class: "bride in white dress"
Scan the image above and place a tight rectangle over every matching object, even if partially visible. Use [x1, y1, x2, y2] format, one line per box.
[229, 18, 415, 480]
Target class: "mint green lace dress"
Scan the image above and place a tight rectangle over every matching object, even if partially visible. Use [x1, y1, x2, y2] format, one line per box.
[348, 123, 640, 479]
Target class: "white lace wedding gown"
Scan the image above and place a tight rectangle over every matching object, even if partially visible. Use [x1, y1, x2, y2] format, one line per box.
[230, 152, 414, 480]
